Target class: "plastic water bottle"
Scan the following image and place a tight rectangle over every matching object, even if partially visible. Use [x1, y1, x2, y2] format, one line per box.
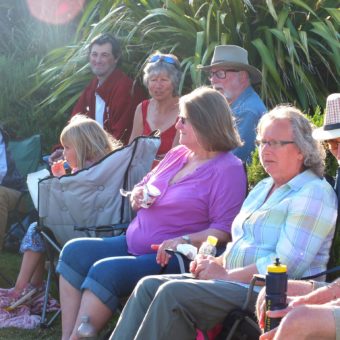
[198, 235, 218, 256]
[264, 258, 288, 332]
[76, 315, 97, 339]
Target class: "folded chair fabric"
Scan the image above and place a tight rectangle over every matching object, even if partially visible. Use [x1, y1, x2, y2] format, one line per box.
[38, 135, 160, 247]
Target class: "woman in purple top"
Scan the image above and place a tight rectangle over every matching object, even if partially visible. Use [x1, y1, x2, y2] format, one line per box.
[56, 87, 247, 339]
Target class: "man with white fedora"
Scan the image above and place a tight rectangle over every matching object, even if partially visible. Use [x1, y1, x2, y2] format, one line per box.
[198, 45, 266, 162]
[313, 93, 340, 165]
[313, 92, 340, 273]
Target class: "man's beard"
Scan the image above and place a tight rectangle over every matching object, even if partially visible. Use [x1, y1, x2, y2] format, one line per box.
[212, 85, 232, 102]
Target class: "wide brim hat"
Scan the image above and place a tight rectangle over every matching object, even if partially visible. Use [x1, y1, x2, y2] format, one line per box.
[197, 45, 262, 84]
[312, 93, 340, 141]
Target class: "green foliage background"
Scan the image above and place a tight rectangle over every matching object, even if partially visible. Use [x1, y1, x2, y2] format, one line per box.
[1, 0, 339, 150]
[33, 0, 339, 126]
[0, 0, 77, 150]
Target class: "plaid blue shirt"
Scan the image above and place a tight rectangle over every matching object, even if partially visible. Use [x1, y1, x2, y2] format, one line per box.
[224, 170, 337, 279]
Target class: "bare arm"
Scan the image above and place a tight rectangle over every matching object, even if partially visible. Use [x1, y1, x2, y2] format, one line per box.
[156, 228, 230, 267]
[171, 130, 180, 149]
[260, 305, 336, 340]
[189, 257, 258, 282]
[290, 278, 340, 306]
[128, 103, 144, 144]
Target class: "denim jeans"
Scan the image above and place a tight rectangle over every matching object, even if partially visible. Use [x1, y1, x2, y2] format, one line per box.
[56, 235, 184, 312]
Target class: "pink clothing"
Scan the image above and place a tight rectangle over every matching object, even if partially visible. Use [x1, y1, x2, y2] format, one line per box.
[126, 145, 247, 255]
[141, 100, 177, 156]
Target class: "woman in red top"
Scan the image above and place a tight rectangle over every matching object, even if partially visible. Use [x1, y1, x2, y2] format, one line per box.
[129, 52, 181, 162]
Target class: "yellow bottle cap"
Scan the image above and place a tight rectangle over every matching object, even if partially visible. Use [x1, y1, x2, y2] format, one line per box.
[267, 258, 287, 273]
[207, 235, 218, 246]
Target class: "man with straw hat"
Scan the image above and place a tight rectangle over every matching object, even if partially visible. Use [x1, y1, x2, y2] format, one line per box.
[198, 45, 266, 162]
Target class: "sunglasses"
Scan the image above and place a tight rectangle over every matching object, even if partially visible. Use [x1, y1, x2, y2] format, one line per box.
[149, 55, 179, 67]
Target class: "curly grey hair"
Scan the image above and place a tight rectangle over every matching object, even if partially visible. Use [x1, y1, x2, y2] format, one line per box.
[143, 52, 182, 96]
[257, 105, 325, 178]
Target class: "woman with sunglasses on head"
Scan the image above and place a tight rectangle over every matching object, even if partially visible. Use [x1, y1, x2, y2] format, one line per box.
[57, 87, 247, 339]
[128, 52, 181, 163]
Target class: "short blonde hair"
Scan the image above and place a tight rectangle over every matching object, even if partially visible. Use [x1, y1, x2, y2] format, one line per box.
[60, 115, 121, 170]
[257, 105, 325, 177]
[180, 87, 242, 152]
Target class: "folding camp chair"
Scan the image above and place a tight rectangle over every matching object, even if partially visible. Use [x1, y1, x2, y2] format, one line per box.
[1, 135, 44, 286]
[37, 134, 160, 327]
[4, 134, 45, 252]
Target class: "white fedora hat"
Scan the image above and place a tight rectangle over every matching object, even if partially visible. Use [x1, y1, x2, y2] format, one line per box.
[197, 45, 262, 84]
[312, 93, 340, 141]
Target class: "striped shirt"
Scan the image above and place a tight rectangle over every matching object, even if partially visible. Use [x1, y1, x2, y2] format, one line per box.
[224, 170, 337, 279]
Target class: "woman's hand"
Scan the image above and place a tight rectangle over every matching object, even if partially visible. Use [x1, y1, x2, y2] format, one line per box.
[130, 186, 145, 210]
[190, 255, 228, 280]
[156, 237, 186, 267]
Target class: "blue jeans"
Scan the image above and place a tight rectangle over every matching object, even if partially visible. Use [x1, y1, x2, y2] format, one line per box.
[56, 235, 185, 312]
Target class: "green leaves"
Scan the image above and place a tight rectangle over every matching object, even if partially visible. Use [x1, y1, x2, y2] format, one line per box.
[33, 0, 339, 115]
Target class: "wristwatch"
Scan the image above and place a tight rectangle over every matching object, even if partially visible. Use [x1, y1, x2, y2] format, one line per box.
[181, 235, 191, 244]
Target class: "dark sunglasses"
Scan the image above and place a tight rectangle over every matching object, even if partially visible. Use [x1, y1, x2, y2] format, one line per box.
[149, 55, 179, 67]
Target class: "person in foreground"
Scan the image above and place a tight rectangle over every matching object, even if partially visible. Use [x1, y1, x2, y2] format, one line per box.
[0, 115, 121, 309]
[256, 94, 340, 340]
[257, 279, 340, 340]
[56, 87, 247, 339]
[110, 104, 337, 340]
[129, 52, 181, 161]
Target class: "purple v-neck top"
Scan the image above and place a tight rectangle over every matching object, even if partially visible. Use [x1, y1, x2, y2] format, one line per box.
[126, 145, 247, 255]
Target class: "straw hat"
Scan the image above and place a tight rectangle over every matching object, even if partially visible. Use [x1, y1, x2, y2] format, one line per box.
[197, 45, 262, 84]
[312, 93, 340, 141]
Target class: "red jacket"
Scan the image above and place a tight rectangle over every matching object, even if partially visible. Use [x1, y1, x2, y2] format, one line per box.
[72, 68, 146, 144]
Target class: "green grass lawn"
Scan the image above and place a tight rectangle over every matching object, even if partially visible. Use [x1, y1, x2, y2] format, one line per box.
[0, 250, 116, 339]
[0, 250, 61, 339]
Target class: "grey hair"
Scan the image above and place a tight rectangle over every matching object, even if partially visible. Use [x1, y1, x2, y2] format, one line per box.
[143, 52, 182, 96]
[257, 105, 325, 178]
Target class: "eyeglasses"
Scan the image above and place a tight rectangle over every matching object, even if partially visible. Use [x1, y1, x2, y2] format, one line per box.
[208, 69, 239, 80]
[178, 116, 189, 125]
[149, 55, 179, 67]
[256, 140, 295, 149]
